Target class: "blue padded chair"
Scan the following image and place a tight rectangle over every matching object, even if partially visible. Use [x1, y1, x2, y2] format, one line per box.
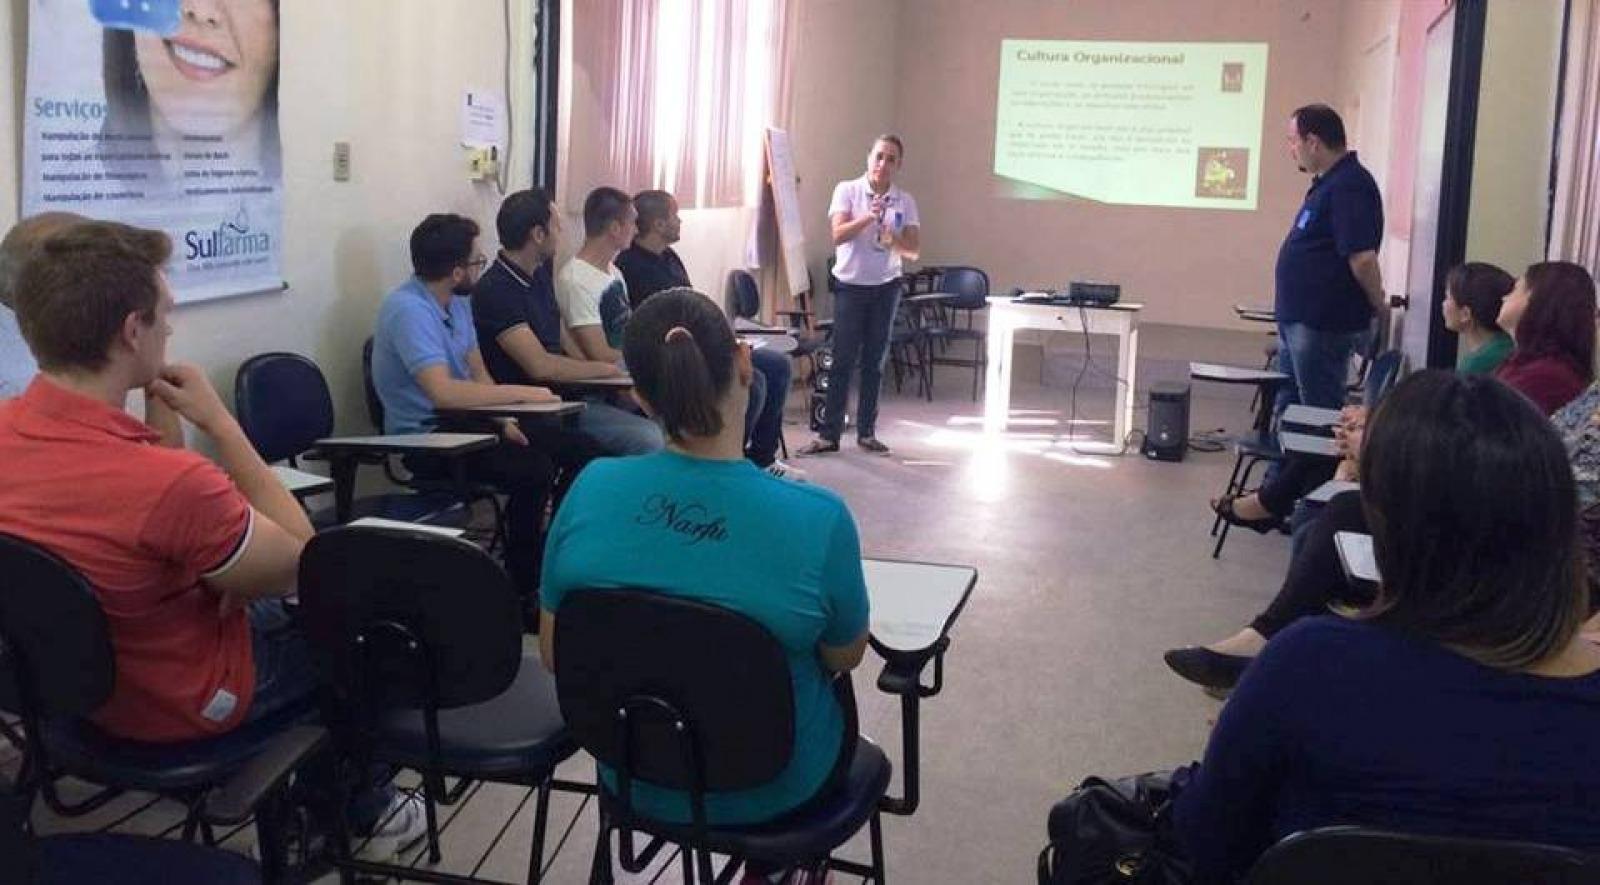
[556, 589, 890, 884]
[1362, 349, 1404, 408]
[1247, 826, 1600, 885]
[920, 265, 991, 401]
[0, 534, 325, 881]
[234, 352, 468, 529]
[296, 525, 580, 883]
[3, 775, 261, 885]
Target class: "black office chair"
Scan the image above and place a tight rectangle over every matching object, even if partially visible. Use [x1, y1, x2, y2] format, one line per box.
[296, 525, 581, 883]
[234, 352, 469, 528]
[1246, 826, 1600, 884]
[358, 338, 508, 549]
[920, 266, 990, 401]
[0, 533, 325, 881]
[555, 589, 890, 884]
[2, 774, 263, 885]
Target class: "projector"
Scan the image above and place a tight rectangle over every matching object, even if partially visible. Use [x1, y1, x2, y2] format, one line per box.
[1067, 281, 1121, 306]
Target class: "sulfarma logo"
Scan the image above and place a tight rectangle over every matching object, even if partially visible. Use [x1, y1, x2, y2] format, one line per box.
[185, 205, 271, 261]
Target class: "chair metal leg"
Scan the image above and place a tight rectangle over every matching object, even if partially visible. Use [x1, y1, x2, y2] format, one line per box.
[1211, 453, 1246, 537]
[422, 776, 444, 864]
[870, 810, 886, 884]
[526, 779, 553, 884]
[588, 814, 614, 885]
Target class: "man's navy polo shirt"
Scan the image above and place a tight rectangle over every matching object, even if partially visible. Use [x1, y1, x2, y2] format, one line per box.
[1274, 151, 1384, 333]
[473, 253, 564, 385]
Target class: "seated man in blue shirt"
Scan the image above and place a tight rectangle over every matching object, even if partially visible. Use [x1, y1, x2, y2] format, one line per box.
[473, 188, 663, 456]
[371, 213, 560, 600]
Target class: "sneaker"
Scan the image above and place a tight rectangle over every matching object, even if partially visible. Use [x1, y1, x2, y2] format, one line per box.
[359, 790, 429, 860]
[856, 436, 890, 455]
[763, 459, 808, 482]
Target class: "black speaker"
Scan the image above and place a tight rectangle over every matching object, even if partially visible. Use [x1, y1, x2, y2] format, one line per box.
[1143, 382, 1190, 462]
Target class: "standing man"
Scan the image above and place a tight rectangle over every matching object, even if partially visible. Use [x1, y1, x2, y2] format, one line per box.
[801, 135, 920, 456]
[371, 213, 559, 603]
[1274, 104, 1384, 414]
[474, 188, 662, 456]
[0, 212, 84, 398]
[617, 188, 803, 478]
[1214, 104, 1384, 528]
[557, 187, 636, 365]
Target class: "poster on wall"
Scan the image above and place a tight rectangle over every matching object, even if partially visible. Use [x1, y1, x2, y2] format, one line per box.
[22, 0, 282, 303]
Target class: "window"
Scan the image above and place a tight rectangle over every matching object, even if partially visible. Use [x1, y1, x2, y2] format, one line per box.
[562, 0, 794, 208]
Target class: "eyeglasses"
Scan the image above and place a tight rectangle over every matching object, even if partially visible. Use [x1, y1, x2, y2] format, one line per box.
[462, 256, 488, 271]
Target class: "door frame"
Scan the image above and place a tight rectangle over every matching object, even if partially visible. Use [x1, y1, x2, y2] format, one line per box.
[1421, 0, 1488, 369]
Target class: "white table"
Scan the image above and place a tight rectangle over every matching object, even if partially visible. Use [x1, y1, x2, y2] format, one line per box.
[272, 465, 333, 498]
[347, 517, 467, 539]
[1280, 431, 1340, 458]
[862, 558, 976, 656]
[1189, 362, 1287, 384]
[1281, 404, 1342, 428]
[1335, 531, 1379, 584]
[1307, 479, 1360, 504]
[984, 296, 1143, 445]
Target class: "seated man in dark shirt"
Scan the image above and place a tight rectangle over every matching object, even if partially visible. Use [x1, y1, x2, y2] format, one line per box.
[474, 189, 663, 457]
[618, 190, 801, 479]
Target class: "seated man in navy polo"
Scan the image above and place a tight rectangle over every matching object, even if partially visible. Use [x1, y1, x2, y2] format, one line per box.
[371, 213, 559, 599]
[473, 188, 663, 457]
[617, 189, 803, 480]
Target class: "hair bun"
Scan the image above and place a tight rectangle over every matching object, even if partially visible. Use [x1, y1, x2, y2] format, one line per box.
[664, 325, 694, 343]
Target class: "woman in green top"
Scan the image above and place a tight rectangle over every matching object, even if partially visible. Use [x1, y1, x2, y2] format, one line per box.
[1442, 261, 1515, 374]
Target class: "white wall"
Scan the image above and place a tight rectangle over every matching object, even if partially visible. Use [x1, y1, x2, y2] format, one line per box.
[1466, 0, 1565, 271]
[787, 0, 902, 302]
[3, 0, 537, 434]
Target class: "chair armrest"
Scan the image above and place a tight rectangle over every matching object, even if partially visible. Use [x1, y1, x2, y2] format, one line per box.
[201, 725, 328, 826]
[871, 636, 949, 816]
[774, 309, 813, 318]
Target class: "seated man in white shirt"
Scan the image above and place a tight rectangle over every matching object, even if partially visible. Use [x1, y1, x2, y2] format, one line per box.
[556, 187, 635, 365]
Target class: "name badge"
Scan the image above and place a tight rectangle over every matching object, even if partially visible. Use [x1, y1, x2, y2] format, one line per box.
[1296, 209, 1313, 230]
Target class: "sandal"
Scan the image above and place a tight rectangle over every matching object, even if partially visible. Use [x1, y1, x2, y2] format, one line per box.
[1210, 495, 1282, 534]
[797, 438, 840, 456]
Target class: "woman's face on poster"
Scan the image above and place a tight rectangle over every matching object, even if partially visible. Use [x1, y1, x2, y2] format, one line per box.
[133, 0, 278, 138]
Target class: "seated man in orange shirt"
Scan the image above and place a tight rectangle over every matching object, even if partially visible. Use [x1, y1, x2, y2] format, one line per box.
[0, 220, 423, 855]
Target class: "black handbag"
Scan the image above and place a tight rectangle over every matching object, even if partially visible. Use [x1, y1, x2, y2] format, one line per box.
[1038, 766, 1195, 885]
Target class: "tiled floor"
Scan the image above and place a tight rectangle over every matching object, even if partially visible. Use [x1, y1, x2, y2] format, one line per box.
[16, 323, 1296, 883]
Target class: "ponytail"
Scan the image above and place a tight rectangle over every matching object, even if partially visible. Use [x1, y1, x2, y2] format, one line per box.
[623, 287, 740, 443]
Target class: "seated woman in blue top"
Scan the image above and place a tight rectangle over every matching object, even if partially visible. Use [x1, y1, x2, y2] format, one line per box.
[1173, 370, 1600, 883]
[538, 286, 872, 829]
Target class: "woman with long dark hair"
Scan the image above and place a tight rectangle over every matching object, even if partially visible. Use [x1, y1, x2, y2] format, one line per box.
[1173, 372, 1600, 882]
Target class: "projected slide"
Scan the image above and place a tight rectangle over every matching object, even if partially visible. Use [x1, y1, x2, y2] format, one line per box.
[994, 40, 1269, 210]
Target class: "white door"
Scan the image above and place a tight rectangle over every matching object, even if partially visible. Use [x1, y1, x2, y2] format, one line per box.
[1401, 7, 1457, 369]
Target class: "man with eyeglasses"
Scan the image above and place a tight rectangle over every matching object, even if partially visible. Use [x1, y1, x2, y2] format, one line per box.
[370, 213, 559, 603]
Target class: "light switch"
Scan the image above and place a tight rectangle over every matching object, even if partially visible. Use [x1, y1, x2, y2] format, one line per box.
[333, 142, 351, 182]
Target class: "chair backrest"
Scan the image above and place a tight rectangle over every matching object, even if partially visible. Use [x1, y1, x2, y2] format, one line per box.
[726, 269, 761, 321]
[1246, 826, 1600, 885]
[1364, 349, 1404, 407]
[554, 589, 795, 794]
[234, 352, 336, 463]
[0, 534, 115, 721]
[296, 526, 523, 713]
[361, 337, 386, 432]
[936, 266, 990, 310]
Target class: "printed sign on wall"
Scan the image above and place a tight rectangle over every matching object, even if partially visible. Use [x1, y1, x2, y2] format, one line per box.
[23, 0, 283, 303]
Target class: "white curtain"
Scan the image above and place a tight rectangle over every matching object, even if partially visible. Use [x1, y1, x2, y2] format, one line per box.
[1550, 0, 1600, 268]
[563, 0, 793, 209]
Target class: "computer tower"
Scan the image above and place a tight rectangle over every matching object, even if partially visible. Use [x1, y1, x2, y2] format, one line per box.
[1143, 382, 1190, 462]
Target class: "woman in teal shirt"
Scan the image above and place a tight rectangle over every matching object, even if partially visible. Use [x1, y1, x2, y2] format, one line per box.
[539, 286, 871, 831]
[1442, 261, 1515, 374]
